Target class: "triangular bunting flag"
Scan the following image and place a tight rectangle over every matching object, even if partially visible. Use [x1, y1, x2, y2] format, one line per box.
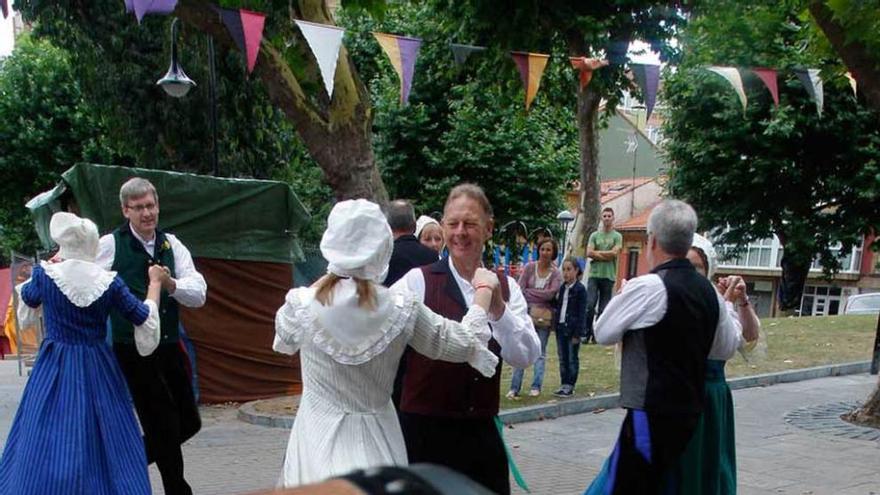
[630, 63, 660, 120]
[127, 0, 177, 23]
[845, 72, 857, 98]
[373, 32, 422, 105]
[751, 67, 779, 107]
[1, 0, 8, 19]
[220, 8, 266, 74]
[449, 43, 486, 66]
[295, 20, 345, 99]
[511, 51, 550, 111]
[706, 66, 748, 113]
[569, 57, 609, 89]
[795, 68, 824, 116]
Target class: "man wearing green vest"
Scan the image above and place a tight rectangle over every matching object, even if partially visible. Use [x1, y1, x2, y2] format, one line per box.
[585, 207, 623, 343]
[96, 177, 207, 495]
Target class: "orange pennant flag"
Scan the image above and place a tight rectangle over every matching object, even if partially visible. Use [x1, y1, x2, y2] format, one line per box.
[511, 52, 550, 111]
[569, 57, 609, 89]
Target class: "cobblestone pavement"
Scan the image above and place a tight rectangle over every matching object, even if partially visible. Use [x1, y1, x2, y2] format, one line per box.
[0, 360, 878, 494]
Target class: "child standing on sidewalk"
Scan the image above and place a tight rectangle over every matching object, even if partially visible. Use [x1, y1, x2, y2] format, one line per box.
[552, 257, 587, 397]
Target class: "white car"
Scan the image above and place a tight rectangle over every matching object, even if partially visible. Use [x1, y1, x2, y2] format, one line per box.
[843, 293, 880, 315]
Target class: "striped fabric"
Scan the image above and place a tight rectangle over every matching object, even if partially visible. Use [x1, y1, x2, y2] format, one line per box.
[0, 265, 152, 495]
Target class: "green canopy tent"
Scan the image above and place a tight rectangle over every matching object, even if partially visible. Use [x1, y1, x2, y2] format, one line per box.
[27, 163, 311, 403]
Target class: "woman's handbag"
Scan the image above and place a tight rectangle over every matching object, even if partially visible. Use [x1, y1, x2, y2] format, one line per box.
[528, 306, 553, 330]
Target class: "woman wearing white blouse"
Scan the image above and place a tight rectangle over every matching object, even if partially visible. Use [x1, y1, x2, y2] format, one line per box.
[272, 200, 500, 487]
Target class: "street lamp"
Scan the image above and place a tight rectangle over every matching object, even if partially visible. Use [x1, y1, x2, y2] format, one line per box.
[156, 18, 220, 176]
[557, 210, 575, 258]
[156, 18, 196, 98]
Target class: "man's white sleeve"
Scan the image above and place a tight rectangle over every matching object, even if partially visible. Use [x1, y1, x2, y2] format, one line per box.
[708, 292, 743, 360]
[491, 277, 540, 369]
[95, 235, 116, 270]
[168, 235, 207, 308]
[594, 274, 667, 345]
[390, 268, 426, 300]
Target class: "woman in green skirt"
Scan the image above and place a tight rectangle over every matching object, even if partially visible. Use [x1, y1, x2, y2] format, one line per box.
[671, 234, 761, 494]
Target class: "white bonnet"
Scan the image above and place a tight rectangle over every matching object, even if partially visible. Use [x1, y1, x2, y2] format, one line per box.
[50, 212, 100, 262]
[321, 199, 393, 283]
[691, 233, 717, 279]
[414, 215, 440, 239]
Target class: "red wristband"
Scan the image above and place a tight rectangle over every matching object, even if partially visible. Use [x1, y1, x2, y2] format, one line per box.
[473, 283, 493, 291]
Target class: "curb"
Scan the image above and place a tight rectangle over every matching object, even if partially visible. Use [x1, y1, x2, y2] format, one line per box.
[237, 361, 872, 429]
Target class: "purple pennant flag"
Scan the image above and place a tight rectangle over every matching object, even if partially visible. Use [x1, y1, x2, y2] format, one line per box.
[127, 0, 177, 23]
[220, 8, 247, 64]
[397, 36, 421, 105]
[630, 63, 660, 120]
[1, 0, 9, 19]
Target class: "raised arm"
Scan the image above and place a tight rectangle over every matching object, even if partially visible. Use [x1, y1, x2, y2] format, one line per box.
[272, 288, 310, 356]
[408, 271, 498, 377]
[487, 275, 541, 368]
[594, 275, 666, 345]
[165, 235, 207, 308]
[111, 268, 163, 356]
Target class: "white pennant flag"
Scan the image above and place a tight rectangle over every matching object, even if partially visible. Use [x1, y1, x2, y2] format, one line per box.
[295, 20, 345, 99]
[796, 69, 824, 117]
[707, 66, 747, 113]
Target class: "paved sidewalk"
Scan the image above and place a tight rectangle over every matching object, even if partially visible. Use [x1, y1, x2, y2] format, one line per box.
[0, 359, 877, 494]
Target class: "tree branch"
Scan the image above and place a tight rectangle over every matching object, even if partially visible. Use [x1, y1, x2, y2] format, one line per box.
[809, 0, 880, 111]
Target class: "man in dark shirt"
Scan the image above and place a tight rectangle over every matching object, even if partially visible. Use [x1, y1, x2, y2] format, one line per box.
[382, 200, 440, 409]
[382, 200, 438, 287]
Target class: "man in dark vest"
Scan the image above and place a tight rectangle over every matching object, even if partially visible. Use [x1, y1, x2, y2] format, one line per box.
[392, 184, 540, 495]
[585, 200, 742, 494]
[96, 177, 207, 495]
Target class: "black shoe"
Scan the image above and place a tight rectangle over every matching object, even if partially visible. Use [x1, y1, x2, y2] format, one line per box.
[552, 387, 566, 397]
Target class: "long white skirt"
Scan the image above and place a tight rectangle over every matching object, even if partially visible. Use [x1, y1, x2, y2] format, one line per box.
[277, 390, 408, 487]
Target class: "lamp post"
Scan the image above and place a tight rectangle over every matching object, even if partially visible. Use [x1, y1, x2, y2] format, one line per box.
[157, 18, 220, 177]
[556, 210, 575, 258]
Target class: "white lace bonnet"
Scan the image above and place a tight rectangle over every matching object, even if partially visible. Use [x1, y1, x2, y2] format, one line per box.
[691, 233, 718, 279]
[415, 215, 440, 239]
[321, 199, 393, 283]
[51, 212, 100, 262]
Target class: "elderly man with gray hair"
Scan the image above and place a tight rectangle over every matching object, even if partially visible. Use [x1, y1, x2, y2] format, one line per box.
[584, 200, 743, 495]
[96, 177, 207, 495]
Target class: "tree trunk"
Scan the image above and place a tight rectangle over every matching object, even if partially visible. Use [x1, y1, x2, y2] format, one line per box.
[808, 1, 880, 111]
[176, 0, 388, 203]
[570, 85, 603, 257]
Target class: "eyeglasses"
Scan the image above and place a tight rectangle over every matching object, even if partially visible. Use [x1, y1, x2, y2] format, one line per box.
[125, 202, 157, 213]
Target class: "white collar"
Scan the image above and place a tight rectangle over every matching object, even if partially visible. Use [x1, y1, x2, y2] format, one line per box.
[302, 279, 418, 364]
[130, 226, 156, 245]
[41, 260, 117, 307]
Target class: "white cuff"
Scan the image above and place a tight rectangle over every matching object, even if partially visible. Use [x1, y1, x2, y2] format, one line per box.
[468, 347, 499, 378]
[135, 300, 161, 357]
[15, 281, 40, 329]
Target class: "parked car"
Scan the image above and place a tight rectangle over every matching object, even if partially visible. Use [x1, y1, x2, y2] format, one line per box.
[843, 293, 880, 315]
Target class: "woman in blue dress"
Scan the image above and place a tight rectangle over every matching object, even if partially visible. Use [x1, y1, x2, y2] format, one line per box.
[0, 212, 163, 495]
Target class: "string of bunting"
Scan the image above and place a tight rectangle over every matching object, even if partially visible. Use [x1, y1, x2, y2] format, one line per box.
[124, 2, 855, 116]
[1, 0, 9, 19]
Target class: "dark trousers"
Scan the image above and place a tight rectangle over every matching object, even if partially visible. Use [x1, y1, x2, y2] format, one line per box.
[399, 412, 510, 495]
[608, 409, 699, 495]
[115, 343, 201, 495]
[585, 278, 614, 339]
[555, 323, 581, 388]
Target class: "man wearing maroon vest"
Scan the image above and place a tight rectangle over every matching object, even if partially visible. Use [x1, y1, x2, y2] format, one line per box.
[393, 184, 541, 494]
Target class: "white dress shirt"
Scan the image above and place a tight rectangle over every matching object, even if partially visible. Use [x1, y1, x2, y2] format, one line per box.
[96, 228, 207, 308]
[558, 282, 573, 324]
[594, 273, 743, 360]
[392, 260, 541, 369]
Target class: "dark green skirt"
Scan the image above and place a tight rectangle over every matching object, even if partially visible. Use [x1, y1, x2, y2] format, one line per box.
[669, 359, 737, 494]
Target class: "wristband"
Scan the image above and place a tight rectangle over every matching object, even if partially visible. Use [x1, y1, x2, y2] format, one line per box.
[738, 295, 751, 308]
[473, 283, 493, 291]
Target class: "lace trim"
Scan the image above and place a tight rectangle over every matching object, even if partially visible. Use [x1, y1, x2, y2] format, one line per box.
[312, 291, 420, 365]
[278, 289, 421, 365]
[41, 261, 117, 308]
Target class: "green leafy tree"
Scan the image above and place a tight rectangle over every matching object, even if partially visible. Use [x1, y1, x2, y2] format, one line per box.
[447, 0, 684, 254]
[662, 0, 880, 309]
[0, 36, 117, 262]
[342, 2, 578, 232]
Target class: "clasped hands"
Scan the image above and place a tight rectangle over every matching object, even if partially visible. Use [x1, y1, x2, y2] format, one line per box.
[471, 268, 506, 320]
[148, 264, 175, 291]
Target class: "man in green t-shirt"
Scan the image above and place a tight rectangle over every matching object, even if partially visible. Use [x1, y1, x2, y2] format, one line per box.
[585, 207, 623, 343]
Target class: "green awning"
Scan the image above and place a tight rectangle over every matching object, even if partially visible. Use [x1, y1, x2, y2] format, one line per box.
[26, 163, 311, 264]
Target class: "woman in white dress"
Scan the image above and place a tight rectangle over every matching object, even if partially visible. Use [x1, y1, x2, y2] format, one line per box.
[273, 199, 500, 487]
